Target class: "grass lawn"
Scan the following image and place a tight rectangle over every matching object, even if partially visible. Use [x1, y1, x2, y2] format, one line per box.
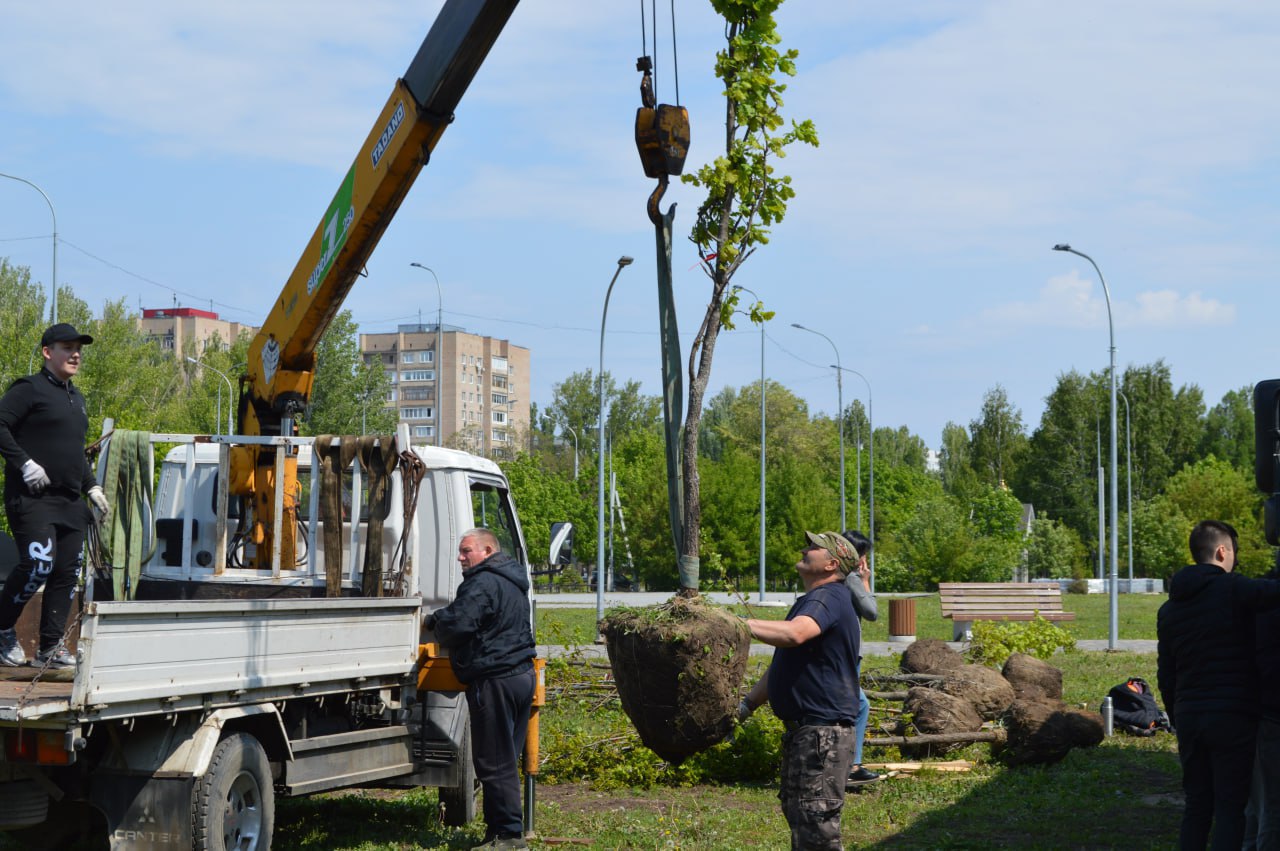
[266, 645, 1180, 850]
[535, 591, 1168, 646]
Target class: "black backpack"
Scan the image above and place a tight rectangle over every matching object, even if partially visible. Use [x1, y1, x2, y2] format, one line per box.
[1105, 677, 1171, 736]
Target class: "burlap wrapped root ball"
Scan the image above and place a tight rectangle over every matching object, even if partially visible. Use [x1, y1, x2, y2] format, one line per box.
[899, 686, 984, 758]
[999, 699, 1105, 766]
[1001, 652, 1064, 703]
[900, 638, 965, 675]
[938, 664, 1017, 721]
[602, 596, 751, 764]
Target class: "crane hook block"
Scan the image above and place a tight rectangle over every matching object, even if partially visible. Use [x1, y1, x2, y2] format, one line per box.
[635, 104, 690, 179]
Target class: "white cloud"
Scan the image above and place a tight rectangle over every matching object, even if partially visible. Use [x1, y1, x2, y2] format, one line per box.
[982, 272, 1235, 331]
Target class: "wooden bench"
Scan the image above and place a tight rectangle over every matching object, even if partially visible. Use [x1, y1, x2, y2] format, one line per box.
[938, 582, 1076, 641]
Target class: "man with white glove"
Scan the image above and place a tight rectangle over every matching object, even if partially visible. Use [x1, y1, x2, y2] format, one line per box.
[0, 324, 102, 670]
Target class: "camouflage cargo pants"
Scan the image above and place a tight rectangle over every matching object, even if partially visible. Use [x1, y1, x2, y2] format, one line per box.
[779, 724, 857, 851]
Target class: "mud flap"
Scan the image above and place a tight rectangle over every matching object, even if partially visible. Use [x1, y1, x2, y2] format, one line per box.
[90, 771, 193, 850]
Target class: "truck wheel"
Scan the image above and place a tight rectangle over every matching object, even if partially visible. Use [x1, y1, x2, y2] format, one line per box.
[438, 717, 478, 827]
[192, 733, 275, 851]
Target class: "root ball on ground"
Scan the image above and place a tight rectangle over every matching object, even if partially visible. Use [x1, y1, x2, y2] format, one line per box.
[901, 639, 964, 675]
[1002, 652, 1064, 703]
[999, 699, 1105, 766]
[939, 664, 1016, 720]
[602, 596, 751, 764]
[899, 686, 984, 758]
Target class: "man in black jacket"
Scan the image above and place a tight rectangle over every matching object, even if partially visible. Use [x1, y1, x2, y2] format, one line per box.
[1157, 520, 1280, 849]
[0, 324, 109, 670]
[428, 528, 535, 851]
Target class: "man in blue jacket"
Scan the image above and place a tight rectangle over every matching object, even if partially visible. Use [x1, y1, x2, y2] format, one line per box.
[1157, 520, 1280, 849]
[428, 528, 535, 851]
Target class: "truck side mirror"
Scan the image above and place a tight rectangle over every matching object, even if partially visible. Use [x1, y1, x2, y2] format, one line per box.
[549, 522, 574, 566]
[1255, 380, 1280, 545]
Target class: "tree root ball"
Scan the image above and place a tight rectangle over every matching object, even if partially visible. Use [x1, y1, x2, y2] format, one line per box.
[900, 639, 965, 675]
[939, 664, 1016, 721]
[1002, 652, 1064, 703]
[999, 699, 1105, 766]
[602, 596, 751, 764]
[899, 686, 984, 758]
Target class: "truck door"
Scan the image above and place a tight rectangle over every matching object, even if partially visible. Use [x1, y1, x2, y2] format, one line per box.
[467, 478, 527, 570]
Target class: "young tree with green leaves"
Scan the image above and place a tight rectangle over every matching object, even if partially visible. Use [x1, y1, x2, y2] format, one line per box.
[672, 0, 818, 592]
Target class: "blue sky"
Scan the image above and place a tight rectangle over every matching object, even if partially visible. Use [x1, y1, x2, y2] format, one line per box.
[2, 1, 1277, 449]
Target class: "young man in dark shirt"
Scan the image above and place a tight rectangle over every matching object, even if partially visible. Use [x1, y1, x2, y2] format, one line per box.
[1157, 520, 1280, 849]
[740, 530, 861, 850]
[0, 324, 109, 670]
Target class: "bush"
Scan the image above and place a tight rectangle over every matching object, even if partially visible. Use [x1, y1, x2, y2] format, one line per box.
[967, 616, 1076, 667]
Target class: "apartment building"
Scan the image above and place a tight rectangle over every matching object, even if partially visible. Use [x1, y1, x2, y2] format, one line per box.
[360, 323, 530, 455]
[137, 307, 257, 354]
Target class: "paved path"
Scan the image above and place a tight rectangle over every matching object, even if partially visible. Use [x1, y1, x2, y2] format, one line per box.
[532, 591, 1159, 657]
[537, 638, 1157, 660]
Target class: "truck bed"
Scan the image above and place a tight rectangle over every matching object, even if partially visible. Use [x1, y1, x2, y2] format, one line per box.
[0, 596, 422, 724]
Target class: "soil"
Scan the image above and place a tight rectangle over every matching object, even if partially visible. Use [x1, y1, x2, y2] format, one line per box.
[999, 699, 1105, 765]
[938, 664, 1017, 720]
[601, 596, 751, 764]
[900, 639, 964, 674]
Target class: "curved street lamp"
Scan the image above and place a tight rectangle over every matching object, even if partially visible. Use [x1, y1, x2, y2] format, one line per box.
[0, 172, 57, 325]
[1054, 243, 1119, 649]
[834, 365, 876, 592]
[186, 357, 236, 436]
[792, 323, 845, 530]
[733, 286, 769, 603]
[409, 262, 444, 446]
[597, 256, 634, 626]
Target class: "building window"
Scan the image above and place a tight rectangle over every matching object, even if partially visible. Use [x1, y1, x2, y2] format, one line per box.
[385, 370, 397, 384]
[419, 350, 434, 364]
[492, 411, 507, 424]
[402, 370, 434, 382]
[386, 390, 397, 402]
[491, 356, 508, 373]
[413, 425, 435, 438]
[401, 352, 415, 364]
[401, 407, 435, 420]
[492, 375, 508, 390]
[491, 393, 507, 405]
[493, 429, 508, 442]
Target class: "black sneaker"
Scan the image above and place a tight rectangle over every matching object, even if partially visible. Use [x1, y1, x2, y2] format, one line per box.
[847, 767, 881, 789]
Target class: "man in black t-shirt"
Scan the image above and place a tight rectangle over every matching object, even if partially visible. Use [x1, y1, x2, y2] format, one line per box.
[0, 324, 109, 670]
[740, 530, 861, 850]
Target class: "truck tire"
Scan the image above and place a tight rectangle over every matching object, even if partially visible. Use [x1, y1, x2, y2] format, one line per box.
[192, 732, 275, 851]
[438, 716, 478, 827]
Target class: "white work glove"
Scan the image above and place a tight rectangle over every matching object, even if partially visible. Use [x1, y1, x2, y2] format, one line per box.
[21, 459, 50, 494]
[737, 698, 757, 722]
[87, 485, 110, 522]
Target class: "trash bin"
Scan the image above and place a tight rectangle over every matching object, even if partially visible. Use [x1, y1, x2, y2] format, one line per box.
[888, 598, 916, 643]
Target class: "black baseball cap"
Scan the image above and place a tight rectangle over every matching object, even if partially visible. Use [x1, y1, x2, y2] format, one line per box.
[41, 323, 94, 347]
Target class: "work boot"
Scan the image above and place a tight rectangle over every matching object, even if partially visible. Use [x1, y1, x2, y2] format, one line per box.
[0, 628, 26, 666]
[33, 646, 75, 670]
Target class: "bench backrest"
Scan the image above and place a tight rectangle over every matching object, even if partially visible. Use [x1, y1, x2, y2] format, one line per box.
[938, 582, 1066, 615]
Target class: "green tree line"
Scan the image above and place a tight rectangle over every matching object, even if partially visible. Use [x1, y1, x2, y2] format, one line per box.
[510, 362, 1269, 592]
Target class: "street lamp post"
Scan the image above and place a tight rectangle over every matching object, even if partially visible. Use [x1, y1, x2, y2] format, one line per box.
[186, 357, 235, 436]
[1, 172, 57, 325]
[563, 424, 579, 480]
[1054, 244, 1119, 650]
[834, 365, 876, 591]
[792, 324, 845, 530]
[1119, 389, 1133, 583]
[409, 263, 444, 446]
[597, 257, 634, 626]
[734, 286, 769, 603]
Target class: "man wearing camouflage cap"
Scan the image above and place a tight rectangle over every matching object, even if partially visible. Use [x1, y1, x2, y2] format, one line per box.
[739, 531, 861, 850]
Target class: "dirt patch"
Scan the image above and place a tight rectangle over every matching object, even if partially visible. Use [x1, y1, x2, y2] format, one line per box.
[536, 782, 764, 816]
[602, 596, 751, 764]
